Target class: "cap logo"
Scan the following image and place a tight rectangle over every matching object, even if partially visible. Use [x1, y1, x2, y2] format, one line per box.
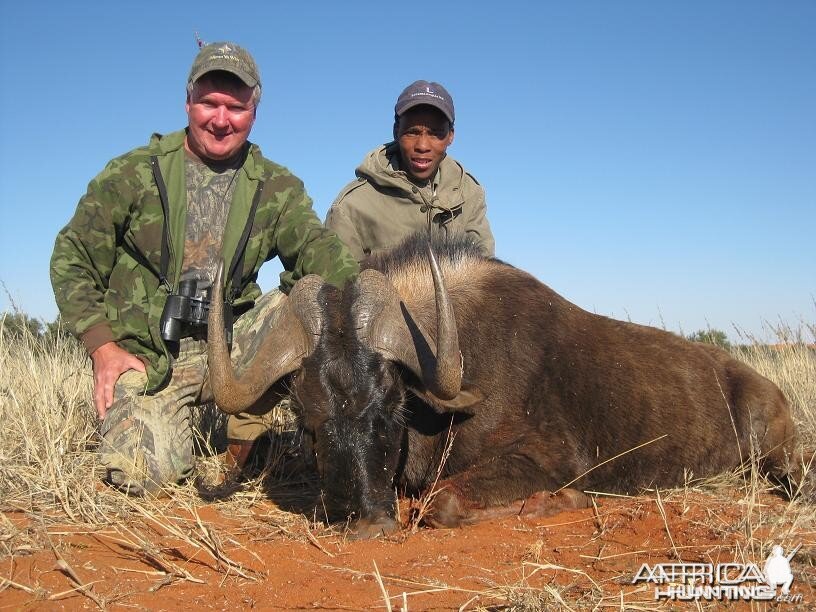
[211, 44, 236, 60]
[411, 89, 445, 102]
[411, 90, 446, 103]
[207, 47, 244, 67]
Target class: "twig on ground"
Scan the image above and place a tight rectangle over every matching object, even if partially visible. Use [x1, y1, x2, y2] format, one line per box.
[0, 576, 42, 596]
[96, 527, 204, 584]
[49, 542, 106, 609]
[304, 526, 335, 557]
[654, 489, 681, 561]
[373, 560, 393, 612]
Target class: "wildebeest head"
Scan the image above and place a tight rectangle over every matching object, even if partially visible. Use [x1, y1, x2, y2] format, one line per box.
[293, 284, 408, 529]
[207, 247, 461, 536]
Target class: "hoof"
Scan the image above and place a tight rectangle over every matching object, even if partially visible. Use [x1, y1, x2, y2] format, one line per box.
[421, 486, 469, 528]
[345, 516, 399, 540]
[520, 489, 592, 517]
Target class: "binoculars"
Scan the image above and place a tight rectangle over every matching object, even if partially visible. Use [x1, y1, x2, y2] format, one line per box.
[160, 278, 233, 345]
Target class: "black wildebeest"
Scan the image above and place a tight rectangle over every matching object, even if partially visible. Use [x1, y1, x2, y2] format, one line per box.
[207, 236, 800, 538]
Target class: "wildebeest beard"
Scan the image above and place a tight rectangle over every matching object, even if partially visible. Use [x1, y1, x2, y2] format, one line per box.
[291, 281, 408, 524]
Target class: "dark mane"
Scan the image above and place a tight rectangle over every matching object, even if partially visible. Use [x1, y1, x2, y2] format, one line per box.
[362, 233, 487, 274]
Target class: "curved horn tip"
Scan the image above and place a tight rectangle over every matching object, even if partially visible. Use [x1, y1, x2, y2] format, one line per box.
[215, 259, 225, 284]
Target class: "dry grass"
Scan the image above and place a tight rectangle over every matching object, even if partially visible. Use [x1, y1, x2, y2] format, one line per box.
[0, 314, 321, 580]
[1, 312, 815, 609]
[0, 318, 100, 521]
[735, 320, 816, 446]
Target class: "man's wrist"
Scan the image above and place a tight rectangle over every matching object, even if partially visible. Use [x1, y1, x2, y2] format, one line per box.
[81, 323, 116, 356]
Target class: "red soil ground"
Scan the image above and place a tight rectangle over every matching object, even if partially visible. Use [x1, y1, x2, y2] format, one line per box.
[3, 489, 814, 610]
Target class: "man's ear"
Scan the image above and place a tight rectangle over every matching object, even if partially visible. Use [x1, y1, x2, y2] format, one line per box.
[392, 121, 399, 141]
[447, 125, 455, 146]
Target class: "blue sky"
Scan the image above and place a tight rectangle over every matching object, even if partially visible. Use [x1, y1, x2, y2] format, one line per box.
[1, 1, 813, 342]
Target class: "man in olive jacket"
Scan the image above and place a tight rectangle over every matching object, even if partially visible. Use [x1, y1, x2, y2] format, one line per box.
[51, 42, 358, 495]
[325, 80, 495, 261]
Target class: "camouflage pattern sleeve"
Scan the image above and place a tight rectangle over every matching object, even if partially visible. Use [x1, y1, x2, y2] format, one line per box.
[325, 201, 366, 262]
[271, 174, 359, 291]
[50, 156, 141, 352]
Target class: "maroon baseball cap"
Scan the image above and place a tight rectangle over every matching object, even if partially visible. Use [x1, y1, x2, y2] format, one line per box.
[394, 80, 455, 123]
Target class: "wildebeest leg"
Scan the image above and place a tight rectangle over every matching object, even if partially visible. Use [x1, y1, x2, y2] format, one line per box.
[423, 485, 590, 528]
[420, 452, 591, 528]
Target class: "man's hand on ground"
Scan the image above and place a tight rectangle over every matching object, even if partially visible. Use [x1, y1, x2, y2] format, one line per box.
[91, 342, 146, 419]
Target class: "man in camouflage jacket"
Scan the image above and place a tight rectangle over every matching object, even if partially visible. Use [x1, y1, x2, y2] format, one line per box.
[51, 42, 358, 495]
[326, 80, 495, 261]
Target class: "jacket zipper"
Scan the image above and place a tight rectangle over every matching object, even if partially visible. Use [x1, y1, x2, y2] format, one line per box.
[149, 155, 176, 390]
[150, 156, 175, 292]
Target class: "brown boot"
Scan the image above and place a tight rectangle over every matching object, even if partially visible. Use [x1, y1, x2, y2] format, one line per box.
[225, 440, 256, 474]
[225, 437, 273, 479]
[195, 440, 257, 499]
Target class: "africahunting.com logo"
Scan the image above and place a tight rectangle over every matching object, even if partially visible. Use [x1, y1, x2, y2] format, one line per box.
[631, 543, 803, 603]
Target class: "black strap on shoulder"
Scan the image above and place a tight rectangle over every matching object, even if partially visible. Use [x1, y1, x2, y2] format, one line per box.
[150, 156, 173, 289]
[227, 180, 264, 301]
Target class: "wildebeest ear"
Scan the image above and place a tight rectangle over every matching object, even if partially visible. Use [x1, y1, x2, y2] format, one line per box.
[410, 383, 485, 414]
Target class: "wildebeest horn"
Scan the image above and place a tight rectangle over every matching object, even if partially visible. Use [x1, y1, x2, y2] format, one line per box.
[207, 262, 325, 414]
[355, 245, 461, 400]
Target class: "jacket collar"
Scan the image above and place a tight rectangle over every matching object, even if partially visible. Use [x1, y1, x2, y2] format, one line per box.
[148, 129, 264, 180]
[357, 143, 465, 202]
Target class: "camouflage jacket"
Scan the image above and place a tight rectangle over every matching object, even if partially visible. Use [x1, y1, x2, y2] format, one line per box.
[51, 129, 358, 391]
[325, 143, 495, 262]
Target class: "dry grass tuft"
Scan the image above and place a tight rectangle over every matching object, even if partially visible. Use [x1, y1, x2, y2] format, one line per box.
[0, 316, 100, 521]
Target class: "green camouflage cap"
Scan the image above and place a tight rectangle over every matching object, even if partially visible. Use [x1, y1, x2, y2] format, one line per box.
[188, 42, 261, 89]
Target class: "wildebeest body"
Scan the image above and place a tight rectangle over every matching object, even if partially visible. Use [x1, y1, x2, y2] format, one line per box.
[208, 236, 797, 534]
[373, 240, 792, 500]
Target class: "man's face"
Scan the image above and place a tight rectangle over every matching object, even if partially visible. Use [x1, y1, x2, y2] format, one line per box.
[396, 106, 454, 183]
[185, 75, 256, 162]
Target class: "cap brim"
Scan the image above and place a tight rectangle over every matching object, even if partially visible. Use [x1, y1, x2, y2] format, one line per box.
[189, 67, 259, 88]
[396, 99, 454, 123]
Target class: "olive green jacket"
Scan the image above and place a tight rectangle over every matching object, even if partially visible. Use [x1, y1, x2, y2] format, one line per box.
[51, 129, 358, 391]
[325, 143, 495, 262]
